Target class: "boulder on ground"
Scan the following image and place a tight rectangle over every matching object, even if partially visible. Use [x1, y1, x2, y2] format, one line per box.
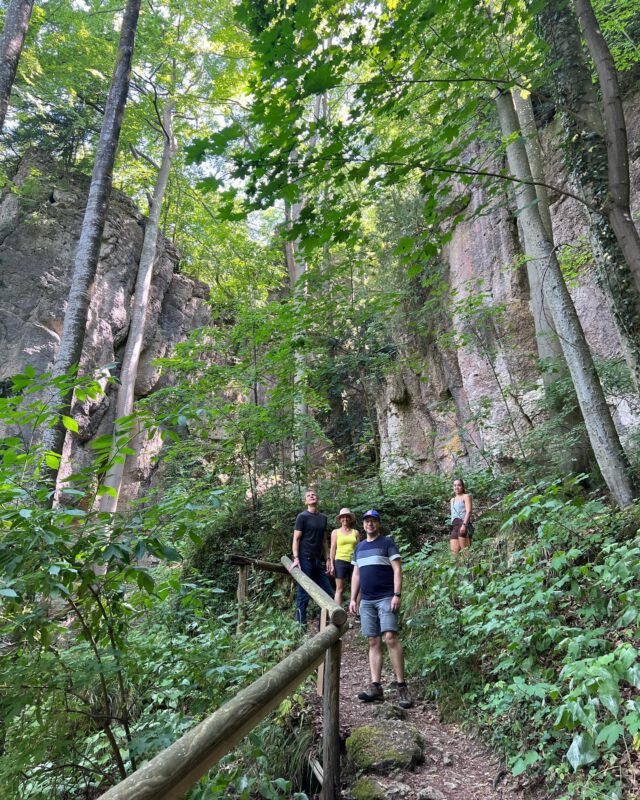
[346, 722, 425, 775]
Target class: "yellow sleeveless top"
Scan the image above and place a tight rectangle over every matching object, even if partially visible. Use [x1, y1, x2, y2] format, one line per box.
[334, 529, 359, 562]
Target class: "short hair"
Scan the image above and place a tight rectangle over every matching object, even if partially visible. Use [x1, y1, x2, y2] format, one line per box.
[453, 477, 466, 493]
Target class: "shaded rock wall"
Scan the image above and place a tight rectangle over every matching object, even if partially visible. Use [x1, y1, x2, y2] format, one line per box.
[377, 100, 640, 477]
[0, 151, 211, 498]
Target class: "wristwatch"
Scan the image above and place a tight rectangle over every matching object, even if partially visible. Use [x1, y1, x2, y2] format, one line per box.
[393, 592, 401, 597]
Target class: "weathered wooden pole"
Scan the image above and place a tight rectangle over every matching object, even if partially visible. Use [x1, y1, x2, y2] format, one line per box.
[281, 556, 347, 627]
[321, 639, 341, 800]
[100, 623, 346, 800]
[236, 564, 249, 633]
[226, 554, 289, 574]
[317, 607, 328, 696]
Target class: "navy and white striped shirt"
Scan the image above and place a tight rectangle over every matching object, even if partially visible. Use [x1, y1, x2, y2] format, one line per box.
[352, 536, 400, 601]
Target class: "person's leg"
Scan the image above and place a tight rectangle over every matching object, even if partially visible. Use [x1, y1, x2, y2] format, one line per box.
[459, 536, 471, 551]
[334, 577, 345, 605]
[358, 602, 384, 701]
[450, 520, 462, 555]
[314, 563, 334, 598]
[295, 583, 310, 624]
[384, 631, 405, 683]
[295, 558, 314, 624]
[368, 635, 383, 683]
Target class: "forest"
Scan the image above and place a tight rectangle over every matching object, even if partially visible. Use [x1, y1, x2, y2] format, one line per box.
[1, 0, 640, 798]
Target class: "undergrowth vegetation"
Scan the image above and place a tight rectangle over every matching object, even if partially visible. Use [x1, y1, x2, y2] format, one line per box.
[404, 477, 640, 799]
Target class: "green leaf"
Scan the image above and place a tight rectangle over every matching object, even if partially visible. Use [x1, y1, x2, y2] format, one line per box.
[511, 750, 539, 776]
[0, 588, 19, 598]
[626, 664, 640, 688]
[45, 452, 61, 469]
[595, 722, 624, 748]
[302, 63, 338, 94]
[598, 682, 621, 716]
[566, 733, 599, 771]
[62, 415, 79, 433]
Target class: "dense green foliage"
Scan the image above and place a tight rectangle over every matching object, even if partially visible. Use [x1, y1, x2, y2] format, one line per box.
[1, 0, 640, 797]
[404, 477, 640, 799]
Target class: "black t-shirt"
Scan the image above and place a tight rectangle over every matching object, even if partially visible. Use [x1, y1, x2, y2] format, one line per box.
[295, 510, 328, 559]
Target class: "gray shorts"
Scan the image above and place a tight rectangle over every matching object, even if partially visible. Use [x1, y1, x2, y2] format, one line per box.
[360, 597, 398, 637]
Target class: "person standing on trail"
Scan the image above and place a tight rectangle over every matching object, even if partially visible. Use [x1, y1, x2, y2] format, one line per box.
[329, 508, 360, 606]
[290, 489, 334, 625]
[450, 478, 473, 555]
[349, 509, 413, 709]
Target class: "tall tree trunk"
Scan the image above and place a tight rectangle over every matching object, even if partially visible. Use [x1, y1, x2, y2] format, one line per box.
[284, 196, 309, 469]
[496, 89, 635, 507]
[573, 0, 640, 299]
[0, 0, 33, 133]
[510, 89, 564, 377]
[41, 0, 141, 488]
[284, 95, 323, 468]
[512, 89, 590, 471]
[100, 100, 176, 514]
[538, 0, 640, 392]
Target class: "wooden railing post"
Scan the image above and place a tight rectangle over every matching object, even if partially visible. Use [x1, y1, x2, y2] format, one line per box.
[321, 639, 341, 800]
[236, 564, 249, 633]
[316, 607, 328, 696]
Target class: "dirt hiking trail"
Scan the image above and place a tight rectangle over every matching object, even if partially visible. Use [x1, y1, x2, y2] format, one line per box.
[311, 626, 528, 800]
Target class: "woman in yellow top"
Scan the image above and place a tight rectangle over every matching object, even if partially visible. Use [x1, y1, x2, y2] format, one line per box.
[329, 508, 360, 606]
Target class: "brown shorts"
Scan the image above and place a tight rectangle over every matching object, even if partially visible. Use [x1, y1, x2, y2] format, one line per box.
[450, 518, 474, 539]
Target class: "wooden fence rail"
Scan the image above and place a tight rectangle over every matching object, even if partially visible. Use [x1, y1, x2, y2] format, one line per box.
[101, 554, 345, 800]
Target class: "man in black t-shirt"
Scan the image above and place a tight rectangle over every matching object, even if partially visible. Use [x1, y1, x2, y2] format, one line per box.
[290, 489, 333, 625]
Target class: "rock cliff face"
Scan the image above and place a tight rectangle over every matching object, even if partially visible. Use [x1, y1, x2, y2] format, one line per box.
[376, 97, 640, 476]
[0, 151, 211, 497]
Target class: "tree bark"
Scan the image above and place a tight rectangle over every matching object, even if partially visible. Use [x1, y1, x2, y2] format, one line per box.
[0, 0, 34, 133]
[100, 100, 176, 513]
[511, 89, 564, 375]
[41, 0, 142, 486]
[496, 89, 635, 507]
[573, 0, 640, 300]
[539, 0, 640, 392]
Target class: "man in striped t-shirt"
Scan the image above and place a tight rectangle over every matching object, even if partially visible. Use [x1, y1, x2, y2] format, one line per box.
[349, 510, 413, 709]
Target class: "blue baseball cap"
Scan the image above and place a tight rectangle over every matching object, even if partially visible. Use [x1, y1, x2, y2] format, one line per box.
[362, 509, 380, 519]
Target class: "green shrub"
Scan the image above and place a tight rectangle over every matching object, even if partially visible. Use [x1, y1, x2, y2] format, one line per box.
[404, 477, 640, 798]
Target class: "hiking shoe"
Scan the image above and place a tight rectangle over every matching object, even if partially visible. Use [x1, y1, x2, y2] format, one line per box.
[396, 683, 413, 709]
[358, 683, 384, 702]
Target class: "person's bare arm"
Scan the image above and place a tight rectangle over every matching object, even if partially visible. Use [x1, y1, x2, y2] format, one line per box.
[461, 494, 472, 535]
[328, 530, 337, 575]
[390, 558, 402, 612]
[349, 566, 360, 614]
[290, 529, 302, 571]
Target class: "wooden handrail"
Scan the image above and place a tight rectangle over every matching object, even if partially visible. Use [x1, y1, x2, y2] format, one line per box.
[281, 556, 347, 627]
[226, 554, 289, 574]
[100, 621, 346, 800]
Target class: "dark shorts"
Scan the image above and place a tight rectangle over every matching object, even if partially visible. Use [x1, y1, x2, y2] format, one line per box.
[334, 560, 353, 580]
[450, 518, 474, 539]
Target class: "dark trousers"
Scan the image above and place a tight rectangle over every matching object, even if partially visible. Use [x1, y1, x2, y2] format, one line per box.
[295, 557, 334, 625]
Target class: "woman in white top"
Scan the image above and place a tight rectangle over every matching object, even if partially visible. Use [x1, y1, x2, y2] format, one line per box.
[450, 478, 472, 555]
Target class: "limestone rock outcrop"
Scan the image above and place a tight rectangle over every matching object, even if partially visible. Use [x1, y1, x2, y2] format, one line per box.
[376, 97, 640, 476]
[0, 151, 211, 498]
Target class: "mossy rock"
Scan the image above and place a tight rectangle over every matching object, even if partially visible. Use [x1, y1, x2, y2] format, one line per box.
[350, 776, 387, 800]
[346, 722, 425, 775]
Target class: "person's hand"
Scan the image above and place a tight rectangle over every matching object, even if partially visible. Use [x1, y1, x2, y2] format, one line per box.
[460, 523, 466, 534]
[327, 559, 334, 576]
[349, 599, 358, 615]
[289, 556, 300, 572]
[391, 595, 401, 612]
